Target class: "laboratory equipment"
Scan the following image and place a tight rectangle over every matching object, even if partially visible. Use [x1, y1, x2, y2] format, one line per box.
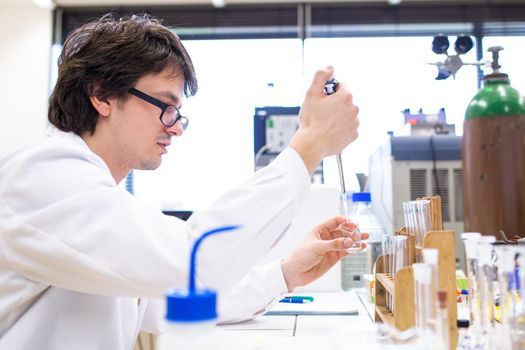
[377, 234, 408, 314]
[458, 232, 486, 350]
[400, 108, 456, 136]
[461, 232, 481, 327]
[157, 225, 240, 350]
[349, 192, 385, 263]
[403, 200, 432, 250]
[339, 221, 361, 251]
[422, 249, 439, 331]
[341, 192, 386, 289]
[428, 34, 478, 80]
[253, 106, 324, 183]
[368, 135, 465, 268]
[463, 46, 525, 238]
[323, 78, 349, 220]
[341, 193, 366, 290]
[511, 246, 525, 350]
[382, 234, 394, 312]
[412, 263, 432, 330]
[436, 290, 450, 350]
[493, 243, 516, 350]
[476, 235, 497, 350]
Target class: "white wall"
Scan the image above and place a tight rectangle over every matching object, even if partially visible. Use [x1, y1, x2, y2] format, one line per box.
[0, 1, 52, 155]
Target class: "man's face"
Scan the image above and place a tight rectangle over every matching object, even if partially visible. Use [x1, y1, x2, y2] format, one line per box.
[105, 67, 185, 174]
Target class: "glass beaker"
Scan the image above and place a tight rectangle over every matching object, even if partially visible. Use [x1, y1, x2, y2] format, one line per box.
[339, 221, 361, 252]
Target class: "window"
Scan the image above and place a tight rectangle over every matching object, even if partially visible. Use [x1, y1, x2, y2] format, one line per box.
[133, 38, 303, 210]
[303, 36, 478, 190]
[481, 36, 525, 93]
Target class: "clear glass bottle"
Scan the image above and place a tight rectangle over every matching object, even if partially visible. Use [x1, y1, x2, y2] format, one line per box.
[341, 192, 387, 290]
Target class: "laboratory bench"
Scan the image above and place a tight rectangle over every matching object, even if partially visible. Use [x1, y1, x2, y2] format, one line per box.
[217, 290, 384, 350]
[134, 290, 379, 350]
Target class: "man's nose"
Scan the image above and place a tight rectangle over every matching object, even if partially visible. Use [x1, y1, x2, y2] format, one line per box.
[166, 120, 184, 136]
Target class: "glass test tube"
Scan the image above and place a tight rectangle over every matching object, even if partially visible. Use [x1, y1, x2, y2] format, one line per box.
[402, 202, 410, 235]
[422, 248, 439, 332]
[477, 236, 496, 330]
[476, 236, 497, 350]
[418, 200, 432, 237]
[413, 262, 432, 330]
[382, 234, 392, 312]
[493, 244, 516, 350]
[391, 235, 408, 314]
[511, 247, 525, 349]
[461, 232, 482, 328]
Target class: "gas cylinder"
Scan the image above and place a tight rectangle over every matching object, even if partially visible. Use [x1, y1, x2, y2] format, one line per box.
[463, 46, 525, 238]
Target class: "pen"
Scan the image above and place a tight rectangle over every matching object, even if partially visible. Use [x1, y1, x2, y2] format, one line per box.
[279, 296, 314, 304]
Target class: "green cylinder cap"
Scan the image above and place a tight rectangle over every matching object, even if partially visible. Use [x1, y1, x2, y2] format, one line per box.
[465, 46, 525, 120]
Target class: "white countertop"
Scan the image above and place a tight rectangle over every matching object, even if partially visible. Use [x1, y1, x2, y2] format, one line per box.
[217, 290, 386, 350]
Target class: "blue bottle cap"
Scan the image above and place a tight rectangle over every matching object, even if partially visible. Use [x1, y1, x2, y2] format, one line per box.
[165, 225, 240, 323]
[352, 192, 371, 202]
[165, 289, 217, 322]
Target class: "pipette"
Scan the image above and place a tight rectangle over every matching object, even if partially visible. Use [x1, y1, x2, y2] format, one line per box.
[324, 78, 348, 217]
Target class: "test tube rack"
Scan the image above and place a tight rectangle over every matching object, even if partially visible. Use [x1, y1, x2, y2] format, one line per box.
[374, 197, 457, 349]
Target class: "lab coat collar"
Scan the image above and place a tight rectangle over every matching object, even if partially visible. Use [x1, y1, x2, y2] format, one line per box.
[45, 124, 114, 182]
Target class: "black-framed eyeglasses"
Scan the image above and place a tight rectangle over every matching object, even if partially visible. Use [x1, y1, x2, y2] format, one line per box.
[128, 88, 189, 130]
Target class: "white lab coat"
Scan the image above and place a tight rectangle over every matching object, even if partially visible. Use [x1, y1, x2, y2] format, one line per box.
[0, 126, 310, 349]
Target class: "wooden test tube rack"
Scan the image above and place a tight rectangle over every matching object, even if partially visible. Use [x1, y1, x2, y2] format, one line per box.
[374, 230, 458, 350]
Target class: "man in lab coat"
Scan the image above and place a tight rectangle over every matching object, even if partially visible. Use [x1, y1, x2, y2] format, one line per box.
[0, 13, 361, 350]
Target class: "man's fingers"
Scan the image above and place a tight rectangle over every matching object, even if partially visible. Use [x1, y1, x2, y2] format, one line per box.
[306, 66, 335, 98]
[315, 237, 355, 253]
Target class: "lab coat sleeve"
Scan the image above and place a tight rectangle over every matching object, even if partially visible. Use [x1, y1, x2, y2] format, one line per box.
[0, 138, 309, 299]
[188, 147, 311, 294]
[217, 260, 287, 324]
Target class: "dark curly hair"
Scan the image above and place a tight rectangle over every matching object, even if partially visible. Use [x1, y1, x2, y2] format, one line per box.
[48, 13, 198, 135]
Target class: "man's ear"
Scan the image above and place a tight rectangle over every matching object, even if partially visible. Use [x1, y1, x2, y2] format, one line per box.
[89, 95, 111, 117]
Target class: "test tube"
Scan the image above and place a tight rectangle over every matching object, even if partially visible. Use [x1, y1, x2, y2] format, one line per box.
[461, 232, 481, 328]
[511, 247, 525, 349]
[382, 234, 394, 312]
[402, 201, 413, 236]
[412, 263, 432, 331]
[391, 235, 408, 315]
[477, 236, 496, 330]
[493, 244, 516, 350]
[382, 235, 392, 310]
[418, 200, 432, 239]
[458, 232, 488, 350]
[395, 236, 409, 275]
[422, 248, 439, 332]
[476, 236, 497, 350]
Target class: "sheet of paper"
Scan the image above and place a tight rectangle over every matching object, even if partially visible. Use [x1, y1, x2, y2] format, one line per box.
[264, 291, 359, 316]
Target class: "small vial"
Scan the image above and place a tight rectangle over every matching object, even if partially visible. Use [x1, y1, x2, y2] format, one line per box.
[339, 221, 361, 251]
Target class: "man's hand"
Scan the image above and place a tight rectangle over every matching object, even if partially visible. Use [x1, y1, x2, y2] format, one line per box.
[280, 216, 368, 292]
[289, 66, 360, 174]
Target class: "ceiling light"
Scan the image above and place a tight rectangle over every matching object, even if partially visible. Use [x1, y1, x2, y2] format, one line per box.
[211, 0, 226, 8]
